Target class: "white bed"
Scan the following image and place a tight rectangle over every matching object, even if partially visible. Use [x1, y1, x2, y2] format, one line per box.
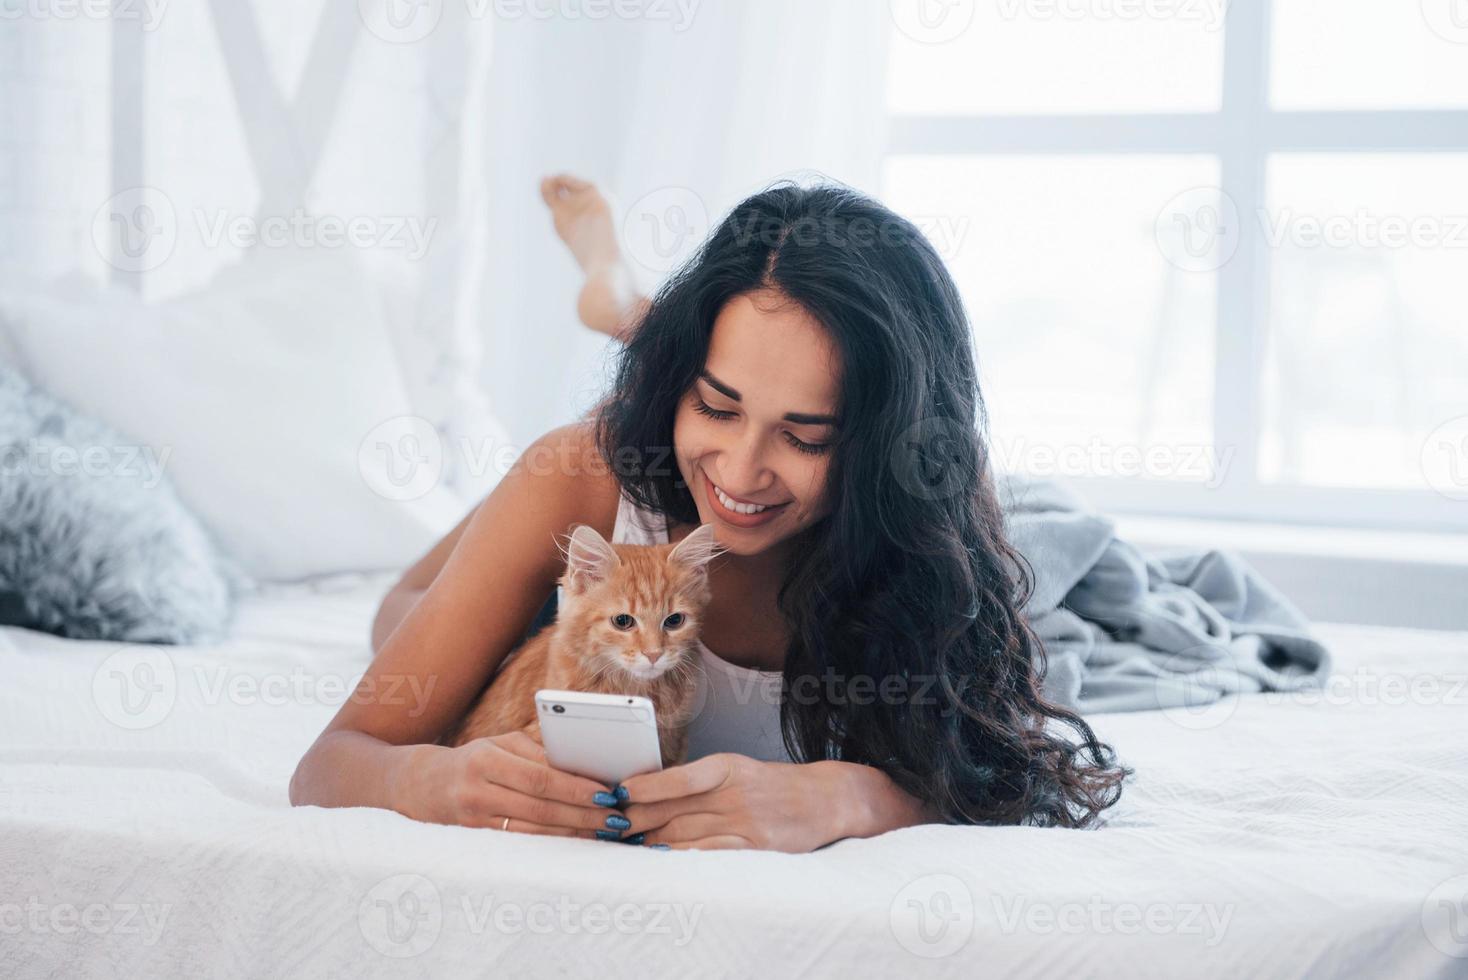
[2, 574, 1465, 979]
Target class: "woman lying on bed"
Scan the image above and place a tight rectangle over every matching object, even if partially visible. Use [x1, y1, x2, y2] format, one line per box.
[290, 176, 1130, 851]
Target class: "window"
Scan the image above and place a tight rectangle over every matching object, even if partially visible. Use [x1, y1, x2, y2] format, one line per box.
[882, 0, 1468, 531]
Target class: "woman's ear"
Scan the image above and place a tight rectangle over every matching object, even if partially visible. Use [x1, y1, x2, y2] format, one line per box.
[562, 524, 620, 595]
[668, 523, 724, 573]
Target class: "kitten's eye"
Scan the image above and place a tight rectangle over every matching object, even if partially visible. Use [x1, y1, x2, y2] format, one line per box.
[611, 614, 635, 631]
[662, 613, 686, 630]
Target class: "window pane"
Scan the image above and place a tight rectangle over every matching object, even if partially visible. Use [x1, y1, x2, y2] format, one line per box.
[886, 2, 1224, 115]
[1259, 154, 1468, 491]
[1271, 0, 1468, 109]
[882, 155, 1220, 484]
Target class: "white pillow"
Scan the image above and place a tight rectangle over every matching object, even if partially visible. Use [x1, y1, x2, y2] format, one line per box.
[0, 247, 468, 581]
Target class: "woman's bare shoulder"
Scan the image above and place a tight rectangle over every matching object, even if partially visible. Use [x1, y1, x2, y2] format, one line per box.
[393, 419, 621, 592]
[516, 418, 622, 540]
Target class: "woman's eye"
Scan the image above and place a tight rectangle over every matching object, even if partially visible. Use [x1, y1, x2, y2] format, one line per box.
[692, 397, 736, 422]
[784, 432, 829, 456]
[662, 613, 685, 630]
[695, 396, 827, 456]
[611, 614, 635, 630]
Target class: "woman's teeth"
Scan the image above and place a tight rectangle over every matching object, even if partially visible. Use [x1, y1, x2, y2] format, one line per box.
[714, 483, 774, 515]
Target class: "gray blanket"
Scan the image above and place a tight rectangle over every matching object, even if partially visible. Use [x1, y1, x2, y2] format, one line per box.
[998, 474, 1332, 714]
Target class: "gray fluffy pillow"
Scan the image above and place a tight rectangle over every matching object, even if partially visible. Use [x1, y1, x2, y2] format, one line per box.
[0, 361, 236, 643]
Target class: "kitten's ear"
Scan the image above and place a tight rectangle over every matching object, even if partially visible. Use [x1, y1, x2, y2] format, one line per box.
[668, 523, 724, 573]
[561, 524, 620, 595]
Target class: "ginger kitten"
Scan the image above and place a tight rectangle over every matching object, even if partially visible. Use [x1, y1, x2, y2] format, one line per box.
[447, 522, 722, 768]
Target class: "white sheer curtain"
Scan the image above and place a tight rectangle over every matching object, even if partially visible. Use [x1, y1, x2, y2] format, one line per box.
[470, 0, 892, 447]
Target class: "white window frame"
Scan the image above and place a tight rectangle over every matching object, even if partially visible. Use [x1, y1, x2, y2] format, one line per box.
[883, 2, 1468, 534]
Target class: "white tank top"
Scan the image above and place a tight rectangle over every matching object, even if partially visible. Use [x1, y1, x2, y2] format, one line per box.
[606, 491, 792, 764]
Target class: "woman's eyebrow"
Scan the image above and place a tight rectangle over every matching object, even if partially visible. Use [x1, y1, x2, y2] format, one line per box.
[699, 370, 840, 426]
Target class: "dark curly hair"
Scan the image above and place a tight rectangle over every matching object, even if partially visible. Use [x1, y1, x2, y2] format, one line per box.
[594, 182, 1130, 827]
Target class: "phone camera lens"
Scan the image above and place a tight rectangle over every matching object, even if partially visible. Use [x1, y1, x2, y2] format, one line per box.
[552, 704, 565, 714]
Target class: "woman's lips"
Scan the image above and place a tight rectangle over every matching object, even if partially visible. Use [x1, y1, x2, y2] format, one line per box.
[703, 475, 790, 528]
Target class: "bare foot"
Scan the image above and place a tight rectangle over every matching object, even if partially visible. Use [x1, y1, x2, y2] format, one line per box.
[540, 174, 647, 340]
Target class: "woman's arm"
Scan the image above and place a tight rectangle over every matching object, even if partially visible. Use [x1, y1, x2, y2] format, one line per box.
[616, 754, 939, 852]
[290, 422, 623, 833]
[370, 502, 481, 653]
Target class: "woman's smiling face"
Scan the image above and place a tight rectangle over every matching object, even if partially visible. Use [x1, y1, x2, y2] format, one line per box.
[672, 288, 842, 555]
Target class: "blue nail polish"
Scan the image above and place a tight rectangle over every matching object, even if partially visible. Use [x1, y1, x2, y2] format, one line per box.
[605, 814, 631, 831]
[592, 791, 619, 807]
[622, 833, 645, 846]
[648, 843, 670, 850]
[614, 784, 630, 803]
[595, 829, 623, 841]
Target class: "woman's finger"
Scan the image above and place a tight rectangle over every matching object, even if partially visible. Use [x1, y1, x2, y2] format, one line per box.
[474, 741, 614, 808]
[621, 797, 723, 835]
[493, 730, 549, 765]
[460, 811, 599, 839]
[477, 784, 629, 834]
[657, 835, 751, 851]
[619, 753, 742, 805]
[636, 812, 730, 844]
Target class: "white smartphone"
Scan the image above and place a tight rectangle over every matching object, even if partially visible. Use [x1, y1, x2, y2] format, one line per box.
[534, 689, 663, 786]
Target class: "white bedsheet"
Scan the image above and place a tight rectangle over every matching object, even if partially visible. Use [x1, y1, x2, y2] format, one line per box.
[2, 574, 1466, 979]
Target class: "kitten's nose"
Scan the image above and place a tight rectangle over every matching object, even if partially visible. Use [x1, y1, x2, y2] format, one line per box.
[643, 649, 663, 665]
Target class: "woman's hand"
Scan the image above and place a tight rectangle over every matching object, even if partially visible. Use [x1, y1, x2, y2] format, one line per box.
[401, 731, 625, 840]
[617, 754, 935, 852]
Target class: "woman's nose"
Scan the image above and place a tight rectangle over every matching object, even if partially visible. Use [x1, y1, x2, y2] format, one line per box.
[719, 430, 772, 493]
